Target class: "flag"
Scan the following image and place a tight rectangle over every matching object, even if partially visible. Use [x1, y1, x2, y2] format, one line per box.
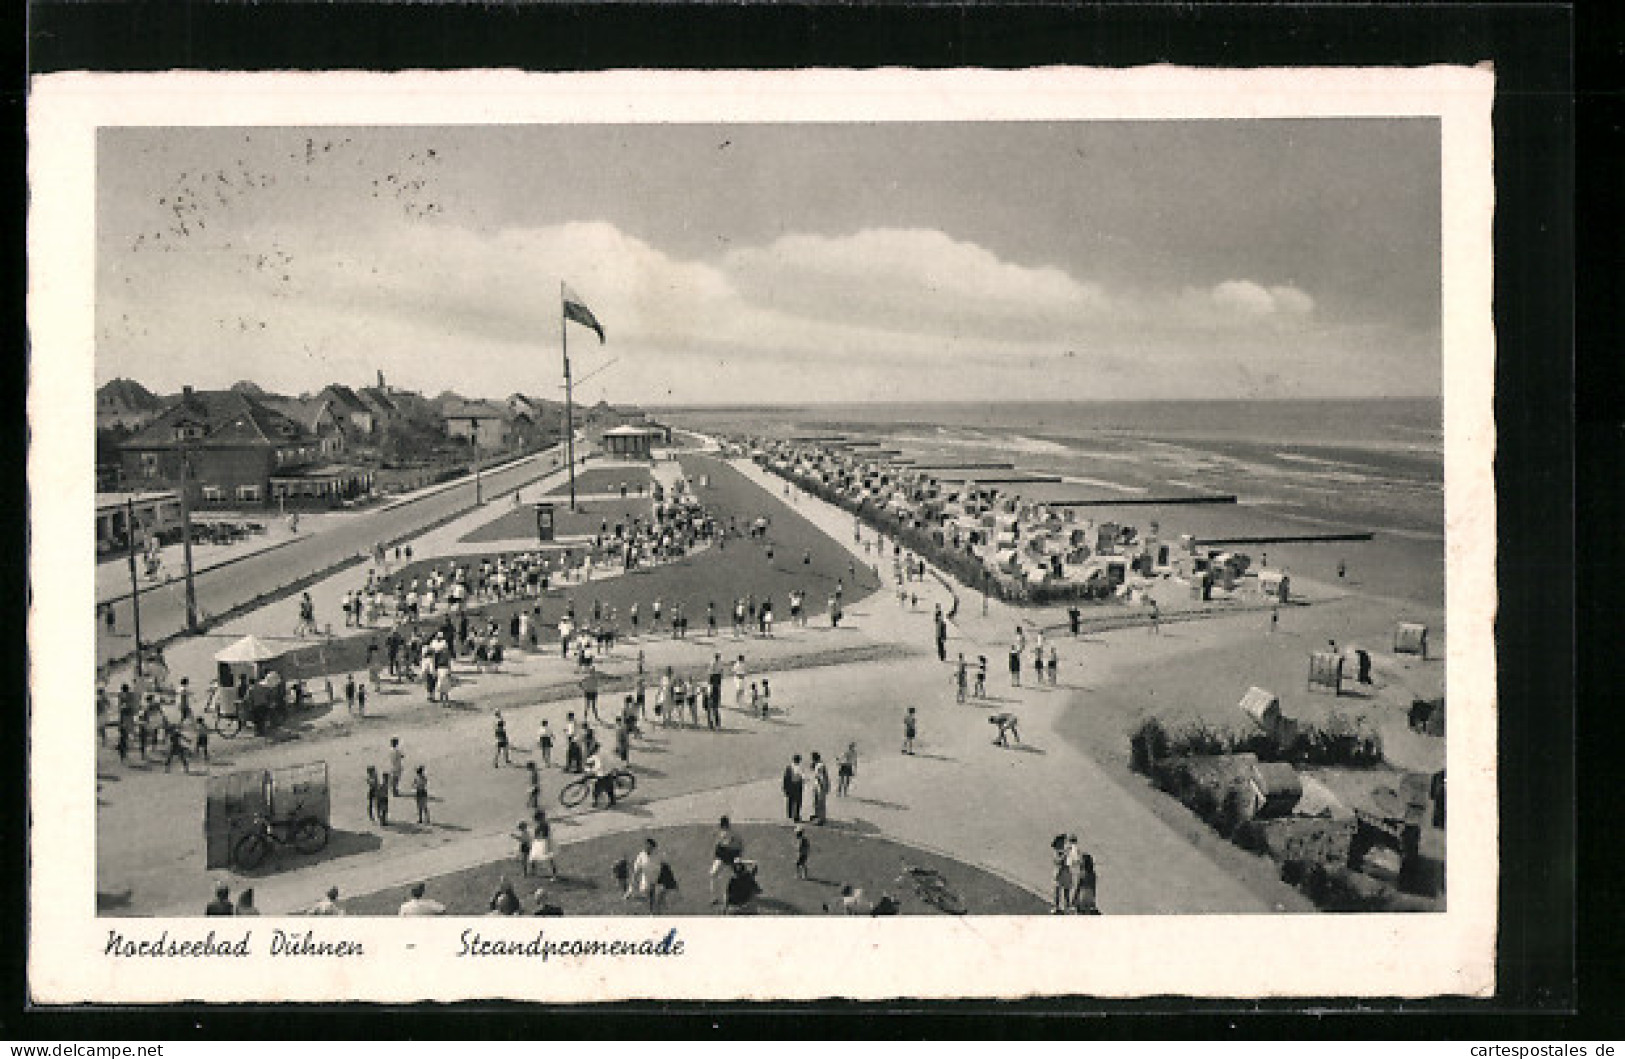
[562, 283, 605, 344]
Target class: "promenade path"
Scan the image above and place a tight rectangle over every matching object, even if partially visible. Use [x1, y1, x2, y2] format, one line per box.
[95, 446, 569, 671]
[97, 444, 1305, 918]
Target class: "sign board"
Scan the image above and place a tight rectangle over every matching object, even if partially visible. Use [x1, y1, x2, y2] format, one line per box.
[203, 761, 329, 870]
[534, 502, 556, 542]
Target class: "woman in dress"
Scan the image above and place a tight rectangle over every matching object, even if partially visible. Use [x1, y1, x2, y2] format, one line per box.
[809, 752, 831, 824]
[529, 812, 559, 879]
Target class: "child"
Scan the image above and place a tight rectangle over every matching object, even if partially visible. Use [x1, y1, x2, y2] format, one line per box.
[613, 855, 632, 901]
[902, 707, 918, 755]
[513, 821, 534, 877]
[530, 812, 559, 879]
[794, 826, 810, 880]
[413, 765, 430, 824]
[974, 656, 988, 698]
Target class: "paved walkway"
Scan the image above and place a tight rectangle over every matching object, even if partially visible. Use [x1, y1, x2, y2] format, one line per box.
[99, 443, 1301, 918]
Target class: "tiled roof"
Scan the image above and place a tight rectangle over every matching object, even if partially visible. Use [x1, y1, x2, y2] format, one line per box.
[121, 390, 312, 449]
[322, 384, 371, 413]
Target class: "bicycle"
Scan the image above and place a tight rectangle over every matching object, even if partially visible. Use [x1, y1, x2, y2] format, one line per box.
[897, 862, 967, 915]
[231, 801, 331, 871]
[560, 768, 636, 809]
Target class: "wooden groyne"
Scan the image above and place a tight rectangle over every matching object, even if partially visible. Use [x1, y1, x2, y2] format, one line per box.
[899, 461, 1017, 471]
[1049, 495, 1239, 507]
[1193, 532, 1374, 545]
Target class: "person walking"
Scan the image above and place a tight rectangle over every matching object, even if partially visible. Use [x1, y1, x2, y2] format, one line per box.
[809, 752, 831, 825]
[955, 654, 968, 703]
[374, 771, 391, 827]
[538, 720, 554, 768]
[163, 721, 190, 774]
[709, 817, 743, 903]
[580, 666, 602, 723]
[413, 765, 431, 824]
[530, 812, 559, 879]
[782, 755, 806, 822]
[632, 838, 672, 915]
[1051, 835, 1073, 914]
[614, 715, 631, 765]
[1148, 598, 1161, 635]
[192, 714, 210, 764]
[356, 683, 367, 716]
[1009, 643, 1022, 687]
[366, 766, 381, 823]
[526, 761, 542, 811]
[975, 655, 988, 698]
[493, 711, 513, 768]
[389, 737, 405, 795]
[733, 655, 747, 709]
[708, 653, 725, 717]
[512, 821, 535, 877]
[1047, 646, 1059, 686]
[902, 707, 918, 755]
[794, 827, 811, 880]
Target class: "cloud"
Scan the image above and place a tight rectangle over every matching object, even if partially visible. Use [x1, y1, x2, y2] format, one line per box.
[98, 213, 1351, 401]
[721, 228, 1110, 344]
[1192, 280, 1316, 322]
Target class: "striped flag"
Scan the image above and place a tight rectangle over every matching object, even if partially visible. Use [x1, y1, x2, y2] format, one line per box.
[562, 283, 605, 343]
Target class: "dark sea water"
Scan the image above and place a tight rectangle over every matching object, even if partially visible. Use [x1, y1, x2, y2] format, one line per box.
[659, 399, 1444, 541]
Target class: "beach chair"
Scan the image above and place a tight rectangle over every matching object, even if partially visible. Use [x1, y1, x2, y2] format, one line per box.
[1393, 621, 1429, 659]
[1307, 650, 1344, 696]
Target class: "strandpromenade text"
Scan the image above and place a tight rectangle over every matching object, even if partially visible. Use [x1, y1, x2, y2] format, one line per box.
[100, 928, 685, 962]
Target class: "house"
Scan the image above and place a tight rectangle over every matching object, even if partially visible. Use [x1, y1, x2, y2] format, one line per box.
[356, 386, 399, 427]
[96, 378, 165, 431]
[264, 396, 349, 459]
[118, 387, 321, 507]
[321, 384, 377, 435]
[95, 490, 181, 556]
[441, 398, 510, 450]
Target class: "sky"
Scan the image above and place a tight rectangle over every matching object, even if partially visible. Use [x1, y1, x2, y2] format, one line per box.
[95, 120, 1441, 405]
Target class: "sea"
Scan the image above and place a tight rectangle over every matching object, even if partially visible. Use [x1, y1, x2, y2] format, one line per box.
[659, 399, 1447, 609]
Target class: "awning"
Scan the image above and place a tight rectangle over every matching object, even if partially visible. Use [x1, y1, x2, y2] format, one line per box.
[214, 634, 282, 664]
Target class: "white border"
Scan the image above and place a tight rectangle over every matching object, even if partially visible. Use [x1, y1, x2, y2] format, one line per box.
[28, 66, 1497, 1003]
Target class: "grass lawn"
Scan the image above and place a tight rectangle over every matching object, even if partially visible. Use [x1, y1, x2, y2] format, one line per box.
[260, 454, 885, 683]
[459, 498, 657, 544]
[545, 466, 655, 498]
[342, 821, 1047, 916]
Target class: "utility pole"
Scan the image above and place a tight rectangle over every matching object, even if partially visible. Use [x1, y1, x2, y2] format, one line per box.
[124, 498, 144, 680]
[472, 420, 483, 505]
[561, 280, 578, 512]
[178, 447, 199, 632]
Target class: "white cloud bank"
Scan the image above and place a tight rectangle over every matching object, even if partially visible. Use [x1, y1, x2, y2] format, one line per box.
[94, 216, 1430, 403]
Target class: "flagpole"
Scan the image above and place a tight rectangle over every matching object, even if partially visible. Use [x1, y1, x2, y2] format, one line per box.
[562, 280, 578, 511]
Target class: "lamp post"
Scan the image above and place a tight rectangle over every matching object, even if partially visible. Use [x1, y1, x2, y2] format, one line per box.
[471, 419, 482, 505]
[178, 446, 199, 632]
[124, 498, 144, 680]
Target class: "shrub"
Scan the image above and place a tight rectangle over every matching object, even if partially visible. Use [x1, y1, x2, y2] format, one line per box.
[1129, 717, 1171, 773]
[1170, 721, 1231, 757]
